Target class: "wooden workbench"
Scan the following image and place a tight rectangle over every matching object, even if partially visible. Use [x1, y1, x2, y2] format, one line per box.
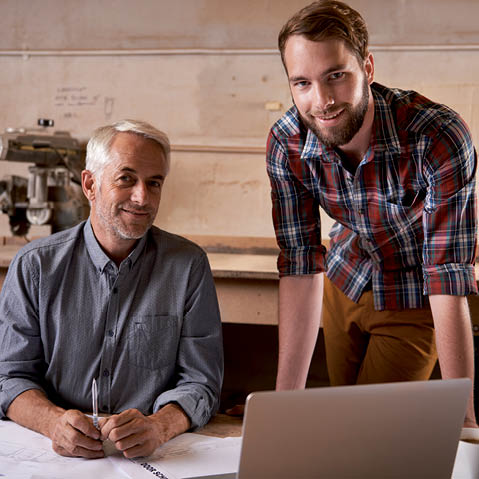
[196, 413, 243, 438]
[207, 252, 278, 325]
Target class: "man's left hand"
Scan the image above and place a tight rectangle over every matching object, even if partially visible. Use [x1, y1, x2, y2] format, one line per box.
[99, 404, 190, 458]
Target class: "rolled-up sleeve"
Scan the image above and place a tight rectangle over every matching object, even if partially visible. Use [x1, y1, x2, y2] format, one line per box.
[153, 253, 223, 429]
[422, 114, 478, 296]
[0, 253, 46, 418]
[266, 129, 326, 277]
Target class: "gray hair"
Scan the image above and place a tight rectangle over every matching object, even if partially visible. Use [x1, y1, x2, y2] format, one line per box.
[85, 119, 171, 181]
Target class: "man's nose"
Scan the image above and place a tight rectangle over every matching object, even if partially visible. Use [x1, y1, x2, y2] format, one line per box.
[312, 83, 335, 111]
[130, 181, 148, 205]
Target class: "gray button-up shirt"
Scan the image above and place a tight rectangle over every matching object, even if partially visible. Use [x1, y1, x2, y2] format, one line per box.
[0, 220, 223, 428]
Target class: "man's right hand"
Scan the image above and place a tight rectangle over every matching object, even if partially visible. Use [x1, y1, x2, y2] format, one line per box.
[50, 409, 104, 458]
[6, 389, 104, 459]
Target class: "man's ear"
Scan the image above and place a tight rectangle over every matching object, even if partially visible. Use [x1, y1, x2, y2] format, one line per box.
[81, 170, 96, 202]
[364, 52, 374, 84]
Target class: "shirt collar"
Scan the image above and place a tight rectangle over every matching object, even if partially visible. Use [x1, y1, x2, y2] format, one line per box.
[83, 218, 148, 274]
[299, 82, 401, 162]
[302, 128, 338, 163]
[371, 83, 401, 156]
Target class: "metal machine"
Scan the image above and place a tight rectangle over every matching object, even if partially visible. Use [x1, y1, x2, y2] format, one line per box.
[0, 119, 89, 237]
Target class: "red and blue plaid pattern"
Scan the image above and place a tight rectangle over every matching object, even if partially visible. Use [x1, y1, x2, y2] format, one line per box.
[267, 83, 478, 310]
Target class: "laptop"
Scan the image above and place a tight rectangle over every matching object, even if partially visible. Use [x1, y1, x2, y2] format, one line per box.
[191, 378, 470, 479]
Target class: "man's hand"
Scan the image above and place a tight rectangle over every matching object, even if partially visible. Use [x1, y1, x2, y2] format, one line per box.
[99, 409, 160, 458]
[430, 295, 478, 428]
[6, 389, 104, 458]
[50, 409, 104, 458]
[100, 404, 190, 458]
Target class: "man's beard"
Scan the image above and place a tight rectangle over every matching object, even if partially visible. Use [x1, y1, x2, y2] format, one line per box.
[299, 76, 370, 148]
[95, 187, 155, 241]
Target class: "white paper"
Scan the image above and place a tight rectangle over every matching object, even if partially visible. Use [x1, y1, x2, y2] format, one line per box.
[0, 419, 130, 479]
[110, 433, 241, 479]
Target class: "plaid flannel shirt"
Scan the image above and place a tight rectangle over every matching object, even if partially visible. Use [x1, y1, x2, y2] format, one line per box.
[267, 82, 478, 310]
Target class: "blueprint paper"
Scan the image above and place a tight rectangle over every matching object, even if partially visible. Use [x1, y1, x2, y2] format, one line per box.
[110, 433, 241, 479]
[0, 419, 129, 479]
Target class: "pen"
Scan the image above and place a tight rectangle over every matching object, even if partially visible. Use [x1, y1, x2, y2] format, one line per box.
[92, 378, 99, 430]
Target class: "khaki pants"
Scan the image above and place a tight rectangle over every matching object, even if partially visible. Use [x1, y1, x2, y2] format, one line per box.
[322, 276, 438, 385]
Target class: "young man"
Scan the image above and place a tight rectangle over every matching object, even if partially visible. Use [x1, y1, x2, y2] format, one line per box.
[0, 120, 223, 457]
[267, 0, 478, 427]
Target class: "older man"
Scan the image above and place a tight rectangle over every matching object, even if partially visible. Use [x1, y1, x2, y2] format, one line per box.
[0, 120, 223, 458]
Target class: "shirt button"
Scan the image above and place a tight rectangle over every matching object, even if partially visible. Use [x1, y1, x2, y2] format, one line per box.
[112, 287, 118, 294]
[108, 329, 114, 337]
[103, 369, 110, 377]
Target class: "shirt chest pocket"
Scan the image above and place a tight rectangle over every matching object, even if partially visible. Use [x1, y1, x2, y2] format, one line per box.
[126, 315, 179, 370]
[366, 198, 424, 252]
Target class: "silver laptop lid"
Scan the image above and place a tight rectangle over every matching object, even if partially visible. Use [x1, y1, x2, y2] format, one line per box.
[238, 378, 470, 479]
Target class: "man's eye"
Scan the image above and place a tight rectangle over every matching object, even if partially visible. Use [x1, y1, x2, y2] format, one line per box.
[329, 72, 345, 80]
[294, 81, 309, 89]
[149, 181, 162, 188]
[118, 175, 133, 183]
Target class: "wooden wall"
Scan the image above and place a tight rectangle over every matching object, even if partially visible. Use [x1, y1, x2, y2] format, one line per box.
[0, 0, 478, 238]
